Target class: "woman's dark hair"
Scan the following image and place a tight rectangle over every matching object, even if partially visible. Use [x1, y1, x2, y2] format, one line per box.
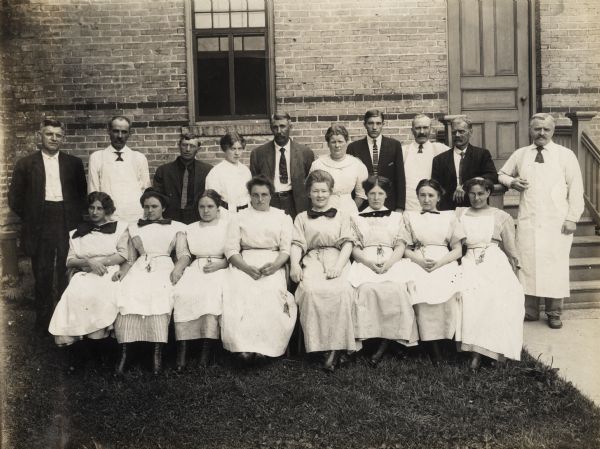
[220, 131, 246, 152]
[246, 174, 275, 195]
[416, 178, 445, 198]
[463, 177, 494, 194]
[196, 189, 223, 210]
[88, 191, 116, 215]
[362, 175, 392, 196]
[305, 169, 334, 193]
[324, 123, 349, 143]
[139, 187, 169, 208]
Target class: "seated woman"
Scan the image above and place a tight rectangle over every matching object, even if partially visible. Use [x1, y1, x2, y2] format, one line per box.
[113, 188, 187, 375]
[348, 176, 419, 366]
[205, 131, 252, 213]
[221, 175, 296, 363]
[49, 192, 128, 353]
[290, 169, 358, 372]
[171, 190, 229, 371]
[403, 179, 465, 363]
[310, 124, 368, 216]
[456, 177, 525, 370]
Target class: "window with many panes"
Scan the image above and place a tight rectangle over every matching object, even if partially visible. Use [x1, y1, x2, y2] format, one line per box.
[191, 0, 271, 120]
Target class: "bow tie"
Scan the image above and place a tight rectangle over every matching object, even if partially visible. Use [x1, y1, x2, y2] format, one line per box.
[421, 210, 440, 215]
[359, 210, 392, 218]
[72, 221, 118, 239]
[137, 219, 172, 227]
[114, 152, 124, 162]
[307, 208, 337, 219]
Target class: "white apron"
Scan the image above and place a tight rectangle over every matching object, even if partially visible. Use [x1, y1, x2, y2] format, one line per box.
[516, 153, 572, 298]
[404, 146, 435, 212]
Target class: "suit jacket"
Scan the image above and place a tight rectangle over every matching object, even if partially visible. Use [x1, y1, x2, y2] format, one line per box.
[153, 158, 213, 222]
[8, 151, 87, 256]
[431, 144, 498, 210]
[347, 136, 406, 210]
[249, 139, 315, 214]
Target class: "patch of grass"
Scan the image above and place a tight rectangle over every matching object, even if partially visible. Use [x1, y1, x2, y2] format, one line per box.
[3, 296, 600, 449]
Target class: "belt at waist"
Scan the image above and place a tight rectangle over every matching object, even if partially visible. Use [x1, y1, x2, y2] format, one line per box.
[195, 255, 225, 260]
[467, 242, 499, 249]
[44, 200, 64, 207]
[241, 246, 279, 251]
[272, 191, 291, 198]
[364, 244, 394, 249]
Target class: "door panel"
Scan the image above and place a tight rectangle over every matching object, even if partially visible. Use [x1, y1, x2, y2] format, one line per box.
[448, 0, 531, 166]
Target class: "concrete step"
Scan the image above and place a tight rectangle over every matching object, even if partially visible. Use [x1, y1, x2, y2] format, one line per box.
[570, 257, 600, 281]
[566, 280, 600, 309]
[571, 236, 600, 258]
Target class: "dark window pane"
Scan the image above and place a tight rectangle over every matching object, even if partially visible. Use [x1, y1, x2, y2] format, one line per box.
[197, 37, 219, 51]
[197, 53, 230, 117]
[244, 35, 264, 50]
[234, 53, 267, 115]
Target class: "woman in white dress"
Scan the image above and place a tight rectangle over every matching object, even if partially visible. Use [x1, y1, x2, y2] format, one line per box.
[457, 177, 525, 369]
[290, 170, 358, 372]
[113, 188, 187, 374]
[310, 124, 368, 216]
[171, 190, 229, 371]
[403, 179, 465, 363]
[348, 176, 419, 366]
[205, 131, 252, 213]
[49, 192, 128, 354]
[221, 175, 296, 364]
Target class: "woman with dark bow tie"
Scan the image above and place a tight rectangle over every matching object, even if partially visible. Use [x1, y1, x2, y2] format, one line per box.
[49, 192, 128, 355]
[403, 179, 465, 363]
[348, 176, 418, 366]
[290, 170, 358, 372]
[112, 188, 187, 374]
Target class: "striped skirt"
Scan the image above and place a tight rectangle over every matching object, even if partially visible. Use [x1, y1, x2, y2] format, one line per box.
[114, 313, 171, 343]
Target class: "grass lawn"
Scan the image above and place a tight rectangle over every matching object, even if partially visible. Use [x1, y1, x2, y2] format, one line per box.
[2, 277, 600, 449]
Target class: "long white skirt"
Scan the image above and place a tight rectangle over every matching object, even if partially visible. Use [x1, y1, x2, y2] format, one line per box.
[221, 249, 297, 357]
[457, 246, 525, 361]
[48, 266, 120, 345]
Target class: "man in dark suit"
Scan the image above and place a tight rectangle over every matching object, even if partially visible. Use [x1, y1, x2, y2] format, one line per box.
[153, 132, 213, 224]
[250, 113, 315, 217]
[347, 109, 406, 210]
[8, 118, 87, 333]
[431, 116, 498, 210]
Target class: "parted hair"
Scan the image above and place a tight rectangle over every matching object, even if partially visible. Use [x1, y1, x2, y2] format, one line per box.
[305, 169, 335, 193]
[220, 131, 246, 151]
[463, 177, 494, 193]
[325, 123, 349, 143]
[139, 187, 169, 208]
[363, 109, 385, 124]
[196, 189, 223, 211]
[246, 174, 275, 195]
[362, 175, 392, 196]
[179, 132, 201, 145]
[88, 191, 116, 215]
[416, 178, 445, 198]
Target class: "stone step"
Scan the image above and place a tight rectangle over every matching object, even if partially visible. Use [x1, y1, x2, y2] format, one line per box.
[571, 236, 600, 258]
[570, 257, 600, 281]
[566, 280, 600, 309]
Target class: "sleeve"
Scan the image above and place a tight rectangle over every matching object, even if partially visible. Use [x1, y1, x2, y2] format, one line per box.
[480, 149, 499, 184]
[153, 166, 165, 193]
[308, 158, 318, 174]
[204, 166, 218, 192]
[564, 150, 585, 222]
[351, 217, 365, 249]
[127, 223, 140, 238]
[392, 214, 408, 247]
[335, 213, 356, 249]
[87, 152, 100, 193]
[291, 213, 308, 253]
[175, 230, 191, 260]
[354, 159, 369, 200]
[224, 215, 242, 259]
[249, 149, 259, 177]
[401, 212, 415, 246]
[498, 151, 519, 188]
[167, 223, 187, 256]
[447, 214, 466, 247]
[74, 157, 88, 214]
[431, 155, 442, 186]
[493, 209, 515, 242]
[65, 234, 77, 265]
[278, 213, 293, 255]
[8, 159, 26, 218]
[434, 142, 450, 156]
[137, 153, 151, 190]
[115, 226, 130, 260]
[304, 147, 316, 174]
[394, 142, 406, 209]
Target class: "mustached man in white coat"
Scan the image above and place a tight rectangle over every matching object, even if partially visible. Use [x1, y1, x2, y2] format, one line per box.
[88, 116, 150, 223]
[498, 113, 584, 330]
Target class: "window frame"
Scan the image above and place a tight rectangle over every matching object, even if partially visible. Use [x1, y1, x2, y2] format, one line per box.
[185, 0, 275, 123]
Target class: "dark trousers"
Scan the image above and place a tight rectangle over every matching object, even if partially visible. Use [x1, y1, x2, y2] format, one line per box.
[31, 202, 70, 329]
[270, 192, 296, 218]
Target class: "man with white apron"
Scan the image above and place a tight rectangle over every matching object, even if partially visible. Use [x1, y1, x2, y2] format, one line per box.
[499, 113, 584, 329]
[403, 114, 449, 211]
[88, 116, 150, 223]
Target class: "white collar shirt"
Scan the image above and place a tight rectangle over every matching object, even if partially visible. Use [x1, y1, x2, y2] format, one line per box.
[273, 140, 292, 192]
[41, 151, 63, 201]
[366, 135, 383, 163]
[453, 146, 468, 182]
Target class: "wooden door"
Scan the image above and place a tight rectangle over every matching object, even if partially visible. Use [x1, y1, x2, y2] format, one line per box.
[448, 0, 531, 166]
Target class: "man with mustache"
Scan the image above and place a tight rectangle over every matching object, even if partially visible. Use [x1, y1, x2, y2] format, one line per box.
[347, 109, 406, 211]
[88, 116, 150, 223]
[402, 114, 449, 211]
[250, 112, 315, 217]
[153, 132, 213, 224]
[431, 116, 498, 210]
[499, 113, 584, 330]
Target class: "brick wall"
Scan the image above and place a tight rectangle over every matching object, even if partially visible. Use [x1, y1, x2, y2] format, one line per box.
[538, 0, 600, 140]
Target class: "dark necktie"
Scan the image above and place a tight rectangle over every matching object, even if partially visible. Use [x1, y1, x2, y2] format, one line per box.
[418, 144, 423, 154]
[137, 219, 172, 227]
[114, 151, 124, 162]
[421, 210, 440, 215]
[458, 150, 466, 185]
[372, 139, 379, 175]
[180, 166, 190, 208]
[279, 148, 288, 184]
[72, 221, 118, 238]
[307, 208, 337, 219]
[359, 209, 392, 218]
[535, 146, 545, 163]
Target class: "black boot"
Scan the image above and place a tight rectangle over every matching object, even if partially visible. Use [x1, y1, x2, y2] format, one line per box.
[115, 344, 127, 375]
[176, 341, 187, 372]
[153, 343, 163, 375]
[199, 339, 213, 367]
[369, 339, 389, 367]
[321, 350, 338, 372]
[428, 341, 443, 365]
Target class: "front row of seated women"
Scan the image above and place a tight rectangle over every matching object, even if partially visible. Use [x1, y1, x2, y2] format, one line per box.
[49, 170, 524, 374]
